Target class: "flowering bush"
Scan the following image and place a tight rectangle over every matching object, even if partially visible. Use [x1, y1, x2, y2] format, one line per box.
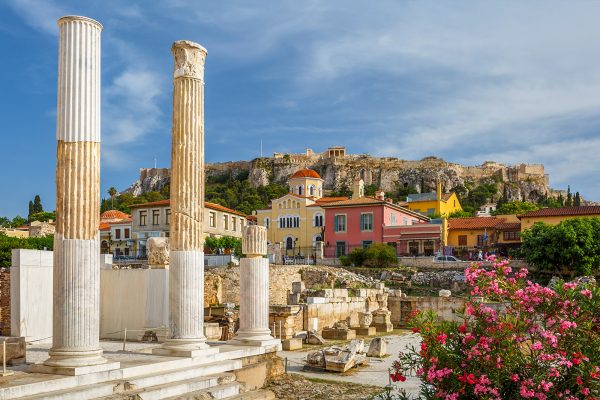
[391, 257, 599, 399]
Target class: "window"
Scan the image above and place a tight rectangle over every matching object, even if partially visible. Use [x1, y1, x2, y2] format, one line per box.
[124, 228, 130, 239]
[264, 217, 270, 228]
[403, 217, 408, 226]
[390, 213, 396, 225]
[362, 240, 372, 249]
[115, 229, 121, 239]
[334, 215, 346, 232]
[232, 216, 237, 231]
[223, 214, 229, 230]
[361, 213, 373, 231]
[279, 215, 300, 228]
[458, 235, 467, 246]
[477, 235, 487, 246]
[286, 237, 294, 250]
[297, 185, 303, 195]
[166, 209, 171, 225]
[308, 185, 315, 196]
[314, 213, 323, 227]
[427, 208, 435, 216]
[503, 231, 520, 241]
[139, 211, 147, 226]
[423, 240, 434, 256]
[409, 241, 419, 256]
[152, 210, 160, 225]
[209, 212, 216, 228]
[335, 241, 346, 257]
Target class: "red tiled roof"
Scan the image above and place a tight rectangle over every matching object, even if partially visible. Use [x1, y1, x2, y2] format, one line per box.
[496, 221, 521, 230]
[448, 217, 506, 230]
[128, 199, 247, 218]
[100, 210, 130, 220]
[290, 169, 321, 179]
[110, 219, 132, 225]
[518, 206, 600, 219]
[99, 222, 111, 231]
[314, 197, 348, 204]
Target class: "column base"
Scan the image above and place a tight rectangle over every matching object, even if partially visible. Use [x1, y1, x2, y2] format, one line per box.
[152, 338, 218, 358]
[30, 361, 120, 376]
[228, 330, 281, 349]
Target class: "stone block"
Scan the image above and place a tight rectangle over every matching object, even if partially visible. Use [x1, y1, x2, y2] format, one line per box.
[333, 289, 348, 298]
[282, 338, 303, 351]
[355, 326, 377, 336]
[314, 289, 334, 298]
[204, 322, 222, 340]
[287, 293, 301, 305]
[291, 281, 305, 293]
[322, 327, 356, 340]
[306, 297, 328, 304]
[307, 332, 326, 345]
[372, 323, 394, 333]
[0, 337, 26, 365]
[439, 289, 451, 297]
[367, 337, 387, 357]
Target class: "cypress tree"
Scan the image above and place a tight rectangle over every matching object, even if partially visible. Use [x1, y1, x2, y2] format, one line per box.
[28, 200, 34, 220]
[33, 195, 43, 213]
[566, 186, 572, 206]
[574, 192, 581, 207]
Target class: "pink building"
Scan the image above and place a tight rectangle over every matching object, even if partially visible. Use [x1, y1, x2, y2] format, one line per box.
[321, 195, 439, 257]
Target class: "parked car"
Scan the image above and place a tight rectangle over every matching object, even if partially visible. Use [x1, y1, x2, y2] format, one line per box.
[433, 255, 460, 262]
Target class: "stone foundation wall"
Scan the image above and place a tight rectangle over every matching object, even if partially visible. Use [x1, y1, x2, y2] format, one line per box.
[388, 296, 466, 327]
[0, 268, 10, 335]
[207, 265, 302, 306]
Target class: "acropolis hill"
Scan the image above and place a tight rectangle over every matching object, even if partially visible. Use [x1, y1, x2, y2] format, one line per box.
[126, 146, 561, 203]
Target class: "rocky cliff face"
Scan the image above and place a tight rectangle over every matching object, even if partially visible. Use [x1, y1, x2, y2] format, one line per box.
[124, 156, 557, 203]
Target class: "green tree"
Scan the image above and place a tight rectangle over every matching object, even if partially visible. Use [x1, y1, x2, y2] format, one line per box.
[574, 191, 581, 207]
[33, 195, 43, 214]
[492, 201, 539, 216]
[11, 216, 27, 228]
[0, 217, 10, 228]
[363, 184, 379, 197]
[28, 201, 34, 220]
[29, 211, 56, 222]
[566, 185, 573, 206]
[448, 210, 473, 218]
[521, 218, 600, 276]
[107, 187, 118, 209]
[0, 233, 54, 267]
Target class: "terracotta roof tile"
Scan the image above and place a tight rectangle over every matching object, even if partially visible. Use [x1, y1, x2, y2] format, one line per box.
[99, 222, 111, 231]
[448, 217, 505, 230]
[290, 169, 321, 179]
[518, 206, 600, 219]
[100, 210, 131, 220]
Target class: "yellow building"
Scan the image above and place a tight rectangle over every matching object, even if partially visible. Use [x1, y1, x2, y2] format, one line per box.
[254, 169, 346, 254]
[518, 206, 600, 231]
[404, 180, 462, 217]
[446, 216, 521, 257]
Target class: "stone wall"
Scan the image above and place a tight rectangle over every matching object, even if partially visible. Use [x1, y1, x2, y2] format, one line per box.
[388, 295, 466, 327]
[207, 264, 302, 306]
[0, 267, 10, 335]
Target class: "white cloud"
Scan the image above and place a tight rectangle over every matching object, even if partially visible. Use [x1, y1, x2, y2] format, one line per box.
[5, 0, 66, 35]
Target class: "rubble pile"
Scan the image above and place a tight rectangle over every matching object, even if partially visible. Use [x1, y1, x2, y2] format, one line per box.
[306, 339, 371, 372]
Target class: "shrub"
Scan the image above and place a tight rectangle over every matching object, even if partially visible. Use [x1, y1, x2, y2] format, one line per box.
[390, 257, 600, 399]
[364, 243, 397, 268]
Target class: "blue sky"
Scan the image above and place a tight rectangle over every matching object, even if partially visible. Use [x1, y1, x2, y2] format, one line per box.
[2, 1, 600, 217]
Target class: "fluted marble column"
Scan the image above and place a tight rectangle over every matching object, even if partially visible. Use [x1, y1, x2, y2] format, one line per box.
[230, 226, 279, 347]
[160, 40, 210, 353]
[43, 16, 110, 370]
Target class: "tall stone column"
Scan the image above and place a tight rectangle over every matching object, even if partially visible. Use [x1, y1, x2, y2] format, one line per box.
[230, 226, 279, 348]
[39, 16, 118, 373]
[155, 40, 214, 356]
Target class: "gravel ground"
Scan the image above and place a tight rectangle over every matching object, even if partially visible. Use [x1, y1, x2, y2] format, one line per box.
[266, 373, 385, 400]
[277, 331, 422, 396]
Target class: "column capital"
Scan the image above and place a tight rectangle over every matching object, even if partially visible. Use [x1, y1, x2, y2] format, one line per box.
[242, 225, 267, 257]
[57, 15, 103, 31]
[172, 40, 208, 80]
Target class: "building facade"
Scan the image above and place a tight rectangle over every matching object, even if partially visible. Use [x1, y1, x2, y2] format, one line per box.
[321, 193, 433, 257]
[254, 169, 347, 255]
[129, 199, 247, 256]
[447, 216, 521, 258]
[404, 180, 462, 217]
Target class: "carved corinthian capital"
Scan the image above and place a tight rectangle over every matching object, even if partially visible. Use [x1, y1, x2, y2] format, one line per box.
[242, 225, 267, 258]
[172, 40, 208, 80]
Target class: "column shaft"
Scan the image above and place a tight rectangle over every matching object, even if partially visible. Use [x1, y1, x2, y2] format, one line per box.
[237, 258, 272, 339]
[164, 41, 208, 351]
[45, 15, 105, 368]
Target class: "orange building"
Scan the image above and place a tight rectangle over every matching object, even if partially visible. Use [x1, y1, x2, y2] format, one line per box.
[518, 206, 600, 231]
